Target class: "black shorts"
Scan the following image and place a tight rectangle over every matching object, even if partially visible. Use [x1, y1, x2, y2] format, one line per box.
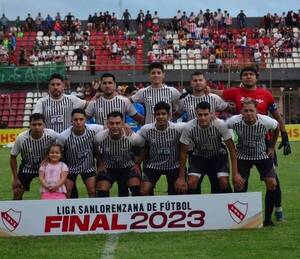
[188, 154, 229, 178]
[96, 167, 141, 185]
[143, 168, 179, 188]
[237, 158, 277, 180]
[67, 171, 96, 183]
[17, 163, 38, 191]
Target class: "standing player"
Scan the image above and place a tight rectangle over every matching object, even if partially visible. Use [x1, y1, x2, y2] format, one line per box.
[33, 73, 87, 198]
[58, 109, 104, 198]
[86, 73, 144, 125]
[174, 71, 228, 121]
[226, 98, 279, 226]
[138, 102, 185, 196]
[10, 113, 58, 200]
[176, 102, 238, 194]
[94, 111, 144, 197]
[208, 66, 290, 220]
[131, 62, 181, 124]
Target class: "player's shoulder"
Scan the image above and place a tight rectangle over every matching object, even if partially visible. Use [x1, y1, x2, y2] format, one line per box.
[140, 122, 155, 132]
[94, 128, 109, 142]
[226, 114, 242, 124]
[59, 127, 72, 139]
[257, 114, 277, 125]
[86, 123, 104, 133]
[184, 119, 197, 129]
[115, 95, 131, 102]
[44, 128, 59, 138]
[16, 129, 30, 140]
[170, 121, 186, 131]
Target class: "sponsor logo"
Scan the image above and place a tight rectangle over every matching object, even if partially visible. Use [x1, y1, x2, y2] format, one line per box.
[1, 209, 22, 232]
[228, 201, 248, 224]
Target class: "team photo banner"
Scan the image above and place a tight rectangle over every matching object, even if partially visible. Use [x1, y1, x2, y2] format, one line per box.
[0, 193, 262, 236]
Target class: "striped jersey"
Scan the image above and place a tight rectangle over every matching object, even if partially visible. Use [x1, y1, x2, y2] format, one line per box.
[94, 130, 144, 169]
[85, 95, 137, 125]
[131, 85, 181, 124]
[226, 114, 278, 160]
[178, 93, 228, 121]
[138, 122, 185, 170]
[10, 129, 58, 174]
[180, 118, 232, 158]
[33, 94, 86, 133]
[58, 124, 104, 174]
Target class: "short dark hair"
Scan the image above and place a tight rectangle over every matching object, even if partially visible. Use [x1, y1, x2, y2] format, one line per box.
[240, 66, 259, 78]
[72, 108, 86, 117]
[154, 101, 171, 114]
[148, 62, 164, 72]
[241, 97, 258, 107]
[125, 86, 137, 96]
[101, 73, 116, 82]
[30, 113, 45, 123]
[196, 101, 211, 112]
[49, 73, 64, 82]
[107, 111, 123, 120]
[191, 71, 205, 79]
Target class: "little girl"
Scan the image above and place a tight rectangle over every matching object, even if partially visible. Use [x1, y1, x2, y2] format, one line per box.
[39, 143, 68, 200]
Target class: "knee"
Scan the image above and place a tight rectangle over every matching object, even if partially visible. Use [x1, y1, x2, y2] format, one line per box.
[218, 177, 229, 190]
[13, 187, 24, 200]
[188, 178, 198, 190]
[266, 179, 277, 191]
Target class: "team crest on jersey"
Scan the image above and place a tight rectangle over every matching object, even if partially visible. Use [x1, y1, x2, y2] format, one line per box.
[228, 201, 248, 224]
[1, 209, 22, 232]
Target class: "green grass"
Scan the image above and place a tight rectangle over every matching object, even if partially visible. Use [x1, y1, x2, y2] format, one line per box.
[0, 143, 300, 258]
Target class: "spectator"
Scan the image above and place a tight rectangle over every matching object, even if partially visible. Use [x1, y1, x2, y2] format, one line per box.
[25, 13, 35, 31]
[122, 9, 131, 30]
[145, 10, 152, 29]
[237, 10, 246, 28]
[35, 13, 43, 31]
[0, 14, 9, 32]
[19, 48, 28, 65]
[136, 10, 145, 32]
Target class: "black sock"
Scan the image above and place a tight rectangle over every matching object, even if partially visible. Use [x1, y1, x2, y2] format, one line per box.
[265, 190, 276, 222]
[96, 190, 109, 197]
[70, 184, 79, 198]
[129, 186, 140, 196]
[274, 176, 282, 208]
[188, 188, 198, 194]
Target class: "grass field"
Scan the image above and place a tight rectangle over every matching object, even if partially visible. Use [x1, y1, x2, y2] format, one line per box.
[0, 143, 300, 259]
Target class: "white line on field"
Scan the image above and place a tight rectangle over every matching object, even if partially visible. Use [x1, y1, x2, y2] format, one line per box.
[101, 234, 119, 259]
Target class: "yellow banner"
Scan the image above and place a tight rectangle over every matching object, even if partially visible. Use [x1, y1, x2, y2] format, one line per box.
[280, 124, 300, 141]
[0, 128, 27, 145]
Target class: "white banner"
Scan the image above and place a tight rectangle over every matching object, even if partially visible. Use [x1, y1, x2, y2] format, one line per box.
[0, 193, 262, 236]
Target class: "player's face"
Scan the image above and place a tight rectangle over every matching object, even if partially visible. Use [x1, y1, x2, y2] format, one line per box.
[191, 74, 206, 92]
[196, 108, 211, 127]
[241, 71, 257, 88]
[107, 116, 123, 136]
[149, 68, 164, 86]
[48, 146, 61, 163]
[154, 109, 169, 127]
[101, 77, 116, 96]
[72, 113, 86, 130]
[49, 79, 64, 98]
[242, 103, 257, 124]
[30, 119, 45, 135]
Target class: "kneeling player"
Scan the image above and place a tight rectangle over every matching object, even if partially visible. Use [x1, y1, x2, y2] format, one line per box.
[226, 98, 279, 226]
[176, 102, 237, 194]
[94, 111, 144, 197]
[138, 101, 185, 195]
[58, 109, 104, 198]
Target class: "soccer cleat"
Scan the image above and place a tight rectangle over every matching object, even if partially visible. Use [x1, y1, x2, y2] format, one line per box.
[275, 210, 284, 222]
[263, 220, 275, 227]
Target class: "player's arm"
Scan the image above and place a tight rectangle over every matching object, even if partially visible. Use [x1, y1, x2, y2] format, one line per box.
[132, 113, 145, 125]
[10, 155, 23, 189]
[39, 167, 49, 190]
[133, 143, 148, 175]
[270, 109, 291, 155]
[267, 124, 280, 158]
[204, 85, 224, 98]
[224, 139, 244, 191]
[175, 143, 188, 193]
[53, 171, 68, 190]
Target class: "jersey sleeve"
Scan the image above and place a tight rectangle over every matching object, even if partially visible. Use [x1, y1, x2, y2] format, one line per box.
[32, 98, 43, 114]
[177, 99, 185, 114]
[125, 98, 138, 116]
[215, 119, 232, 141]
[266, 91, 277, 112]
[214, 94, 229, 111]
[131, 88, 144, 103]
[10, 132, 25, 156]
[130, 132, 145, 147]
[69, 95, 87, 109]
[89, 124, 104, 134]
[225, 115, 239, 129]
[171, 87, 181, 103]
[260, 115, 278, 131]
[180, 126, 191, 145]
[85, 100, 95, 117]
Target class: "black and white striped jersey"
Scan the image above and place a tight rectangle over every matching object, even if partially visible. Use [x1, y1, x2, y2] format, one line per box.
[178, 93, 228, 121]
[58, 124, 104, 174]
[85, 95, 137, 125]
[138, 122, 185, 170]
[226, 114, 278, 160]
[10, 129, 58, 174]
[131, 85, 181, 124]
[33, 94, 86, 133]
[180, 118, 232, 158]
[94, 130, 144, 169]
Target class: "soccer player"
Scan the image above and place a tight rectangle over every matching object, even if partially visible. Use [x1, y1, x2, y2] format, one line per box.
[131, 62, 181, 124]
[138, 101, 185, 196]
[94, 111, 144, 197]
[10, 113, 58, 200]
[58, 109, 104, 198]
[176, 101, 238, 194]
[226, 98, 279, 226]
[208, 65, 290, 220]
[33, 73, 87, 198]
[174, 71, 228, 121]
[86, 73, 144, 125]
